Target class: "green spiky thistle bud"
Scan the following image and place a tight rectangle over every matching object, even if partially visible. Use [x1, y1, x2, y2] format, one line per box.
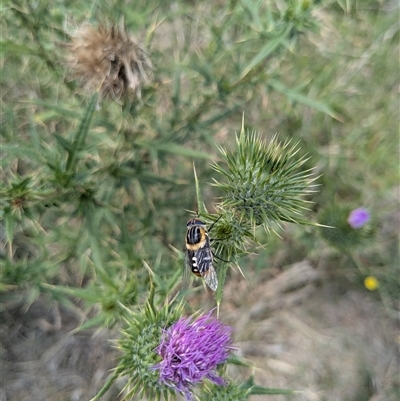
[211, 129, 318, 231]
[200, 209, 256, 264]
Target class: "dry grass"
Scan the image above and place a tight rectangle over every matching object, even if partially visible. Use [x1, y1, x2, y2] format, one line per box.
[222, 262, 399, 401]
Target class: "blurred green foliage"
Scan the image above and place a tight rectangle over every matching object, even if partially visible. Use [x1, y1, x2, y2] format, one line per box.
[1, 0, 399, 326]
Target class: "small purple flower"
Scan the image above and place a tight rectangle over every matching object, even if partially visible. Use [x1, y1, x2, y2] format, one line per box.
[152, 311, 234, 400]
[347, 208, 370, 229]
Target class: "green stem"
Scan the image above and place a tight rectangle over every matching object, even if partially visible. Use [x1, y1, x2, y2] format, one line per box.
[89, 367, 124, 401]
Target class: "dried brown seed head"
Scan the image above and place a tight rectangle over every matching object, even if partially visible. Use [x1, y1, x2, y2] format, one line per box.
[64, 23, 153, 102]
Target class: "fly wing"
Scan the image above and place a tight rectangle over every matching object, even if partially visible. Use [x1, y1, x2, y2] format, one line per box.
[201, 264, 218, 291]
[196, 244, 218, 291]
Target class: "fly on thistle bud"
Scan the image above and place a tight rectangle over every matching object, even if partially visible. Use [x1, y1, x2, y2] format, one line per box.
[64, 21, 153, 101]
[152, 310, 235, 401]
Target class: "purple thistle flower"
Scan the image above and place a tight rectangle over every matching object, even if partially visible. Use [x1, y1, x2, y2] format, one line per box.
[152, 311, 234, 400]
[347, 208, 370, 229]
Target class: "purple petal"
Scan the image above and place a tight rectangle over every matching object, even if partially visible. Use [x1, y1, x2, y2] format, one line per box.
[152, 311, 234, 399]
[348, 208, 370, 229]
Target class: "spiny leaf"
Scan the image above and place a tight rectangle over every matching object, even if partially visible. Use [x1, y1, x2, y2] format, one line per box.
[66, 93, 98, 174]
[0, 40, 38, 57]
[240, 26, 291, 79]
[268, 79, 340, 120]
[28, 99, 80, 120]
[54, 133, 74, 152]
[239, 375, 295, 395]
[135, 140, 211, 159]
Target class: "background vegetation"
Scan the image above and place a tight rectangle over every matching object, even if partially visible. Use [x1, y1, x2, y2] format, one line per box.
[1, 0, 398, 400]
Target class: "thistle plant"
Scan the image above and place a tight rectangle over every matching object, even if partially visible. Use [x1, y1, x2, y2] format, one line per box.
[318, 204, 377, 291]
[89, 123, 312, 400]
[92, 296, 184, 401]
[92, 295, 238, 401]
[347, 208, 370, 229]
[3, 1, 336, 400]
[318, 204, 373, 251]
[94, 287, 294, 400]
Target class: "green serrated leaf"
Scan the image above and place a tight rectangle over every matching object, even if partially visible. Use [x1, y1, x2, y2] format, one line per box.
[73, 314, 107, 332]
[0, 40, 38, 57]
[1, 144, 46, 164]
[215, 262, 228, 310]
[240, 0, 264, 31]
[29, 99, 80, 120]
[239, 375, 295, 395]
[240, 27, 290, 79]
[247, 386, 295, 395]
[136, 140, 211, 159]
[227, 354, 253, 367]
[66, 93, 98, 174]
[4, 212, 16, 244]
[268, 79, 340, 119]
[191, 60, 214, 83]
[89, 369, 121, 401]
[39, 283, 99, 302]
[54, 133, 74, 152]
